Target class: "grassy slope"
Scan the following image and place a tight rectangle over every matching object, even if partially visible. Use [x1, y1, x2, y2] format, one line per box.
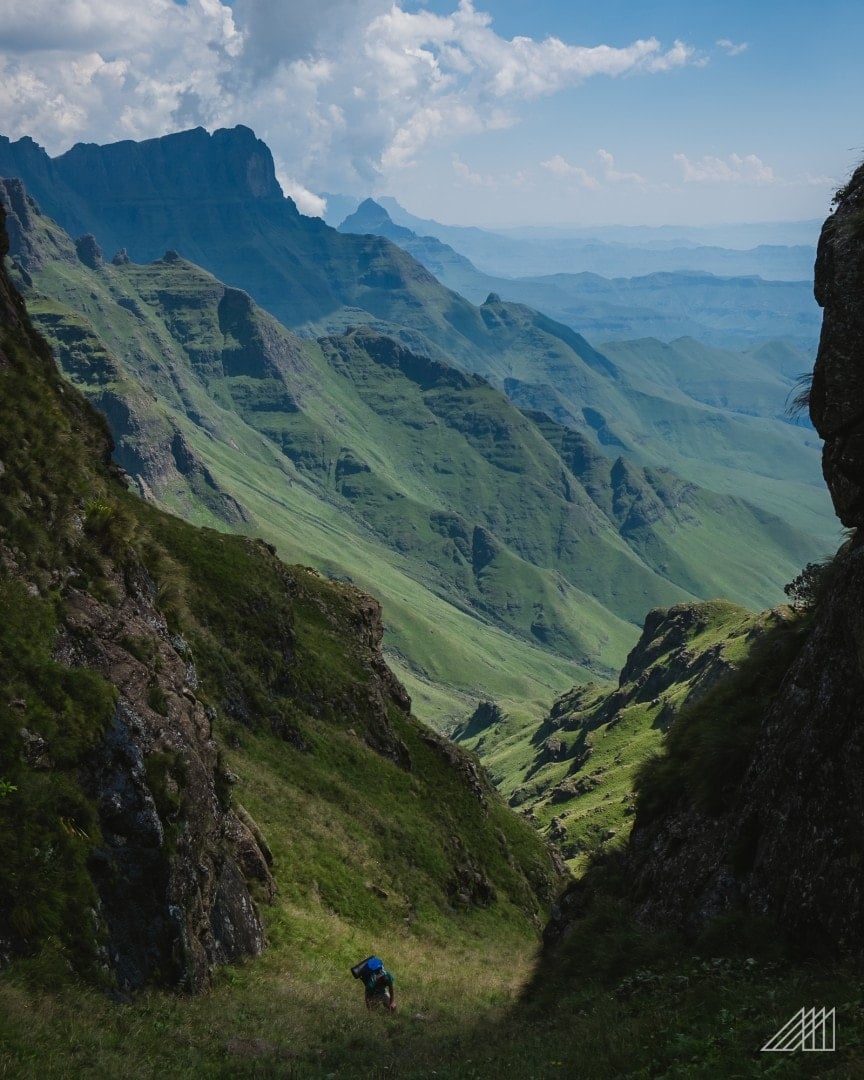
[2, 504, 858, 1078]
[16, 225, 829, 583]
[24, 248, 827, 711]
[0, 206, 572, 1074]
[456, 600, 793, 873]
[7, 205, 830, 734]
[2, 862, 862, 1078]
[13, 235, 603, 719]
[598, 336, 810, 420]
[0, 138, 832, 555]
[2, 199, 861, 1079]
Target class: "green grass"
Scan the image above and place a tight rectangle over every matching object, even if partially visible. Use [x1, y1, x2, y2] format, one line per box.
[2, 888, 863, 1079]
[0, 217, 559, 969]
[635, 607, 811, 820]
[457, 600, 789, 872]
[8, 197, 836, 736]
[2, 228, 861, 1076]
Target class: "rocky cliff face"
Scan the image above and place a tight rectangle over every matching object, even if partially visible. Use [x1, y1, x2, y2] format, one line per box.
[0, 127, 283, 253]
[547, 172, 864, 958]
[0, 127, 421, 328]
[0, 202, 274, 990]
[812, 164, 864, 527]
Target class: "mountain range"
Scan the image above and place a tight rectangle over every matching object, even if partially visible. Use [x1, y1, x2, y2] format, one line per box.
[339, 197, 821, 350]
[0, 154, 834, 730]
[325, 192, 819, 281]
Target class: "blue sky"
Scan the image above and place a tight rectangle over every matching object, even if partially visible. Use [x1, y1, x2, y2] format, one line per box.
[1, 0, 861, 226]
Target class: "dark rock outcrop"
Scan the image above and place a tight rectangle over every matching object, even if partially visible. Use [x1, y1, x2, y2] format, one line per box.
[574, 168, 864, 959]
[623, 545, 864, 955]
[75, 233, 103, 269]
[58, 566, 275, 991]
[812, 165, 864, 526]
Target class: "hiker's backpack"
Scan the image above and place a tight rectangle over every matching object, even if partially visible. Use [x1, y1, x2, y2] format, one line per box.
[350, 956, 378, 981]
[351, 956, 388, 990]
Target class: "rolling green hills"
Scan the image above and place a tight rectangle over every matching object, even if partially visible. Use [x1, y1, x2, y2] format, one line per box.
[0, 128, 834, 559]
[2, 178, 832, 734]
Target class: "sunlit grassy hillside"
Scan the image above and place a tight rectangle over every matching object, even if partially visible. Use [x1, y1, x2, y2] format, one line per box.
[2, 181, 834, 732]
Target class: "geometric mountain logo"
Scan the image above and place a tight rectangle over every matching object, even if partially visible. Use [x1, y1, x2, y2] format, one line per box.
[761, 1007, 836, 1052]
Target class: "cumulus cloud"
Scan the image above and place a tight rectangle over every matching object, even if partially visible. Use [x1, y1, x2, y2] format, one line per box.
[541, 155, 600, 189]
[597, 148, 646, 186]
[716, 39, 749, 57]
[541, 149, 646, 189]
[0, 0, 701, 204]
[674, 152, 779, 185]
[0, 0, 244, 148]
[452, 155, 497, 187]
[276, 172, 328, 217]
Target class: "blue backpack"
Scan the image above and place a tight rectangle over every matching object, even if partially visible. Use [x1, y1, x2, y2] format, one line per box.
[351, 955, 387, 990]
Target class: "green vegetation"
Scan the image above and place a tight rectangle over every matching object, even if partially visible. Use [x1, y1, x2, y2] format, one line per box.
[0, 287, 121, 970]
[0, 201, 557, 993]
[457, 601, 792, 872]
[2, 880, 863, 1078]
[1, 191, 860, 1076]
[784, 557, 837, 612]
[127, 499, 556, 928]
[635, 608, 811, 819]
[4, 190, 834, 734]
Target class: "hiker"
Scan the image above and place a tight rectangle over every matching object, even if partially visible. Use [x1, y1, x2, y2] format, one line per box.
[352, 956, 396, 1011]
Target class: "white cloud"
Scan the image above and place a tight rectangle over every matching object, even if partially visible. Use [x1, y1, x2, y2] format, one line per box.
[716, 39, 749, 57]
[597, 148, 646, 186]
[674, 151, 779, 185]
[541, 155, 599, 190]
[541, 149, 647, 189]
[276, 171, 327, 217]
[0, 0, 244, 147]
[800, 171, 836, 188]
[0, 0, 701, 196]
[452, 155, 497, 187]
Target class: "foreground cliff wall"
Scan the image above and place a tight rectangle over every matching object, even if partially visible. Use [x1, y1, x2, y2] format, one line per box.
[625, 169, 864, 955]
[0, 201, 275, 990]
[547, 168, 864, 959]
[812, 162, 864, 528]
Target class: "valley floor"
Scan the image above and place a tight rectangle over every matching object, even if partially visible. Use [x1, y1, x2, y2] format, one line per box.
[2, 899, 862, 1080]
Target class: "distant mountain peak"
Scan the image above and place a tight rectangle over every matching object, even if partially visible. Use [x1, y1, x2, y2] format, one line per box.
[340, 198, 399, 234]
